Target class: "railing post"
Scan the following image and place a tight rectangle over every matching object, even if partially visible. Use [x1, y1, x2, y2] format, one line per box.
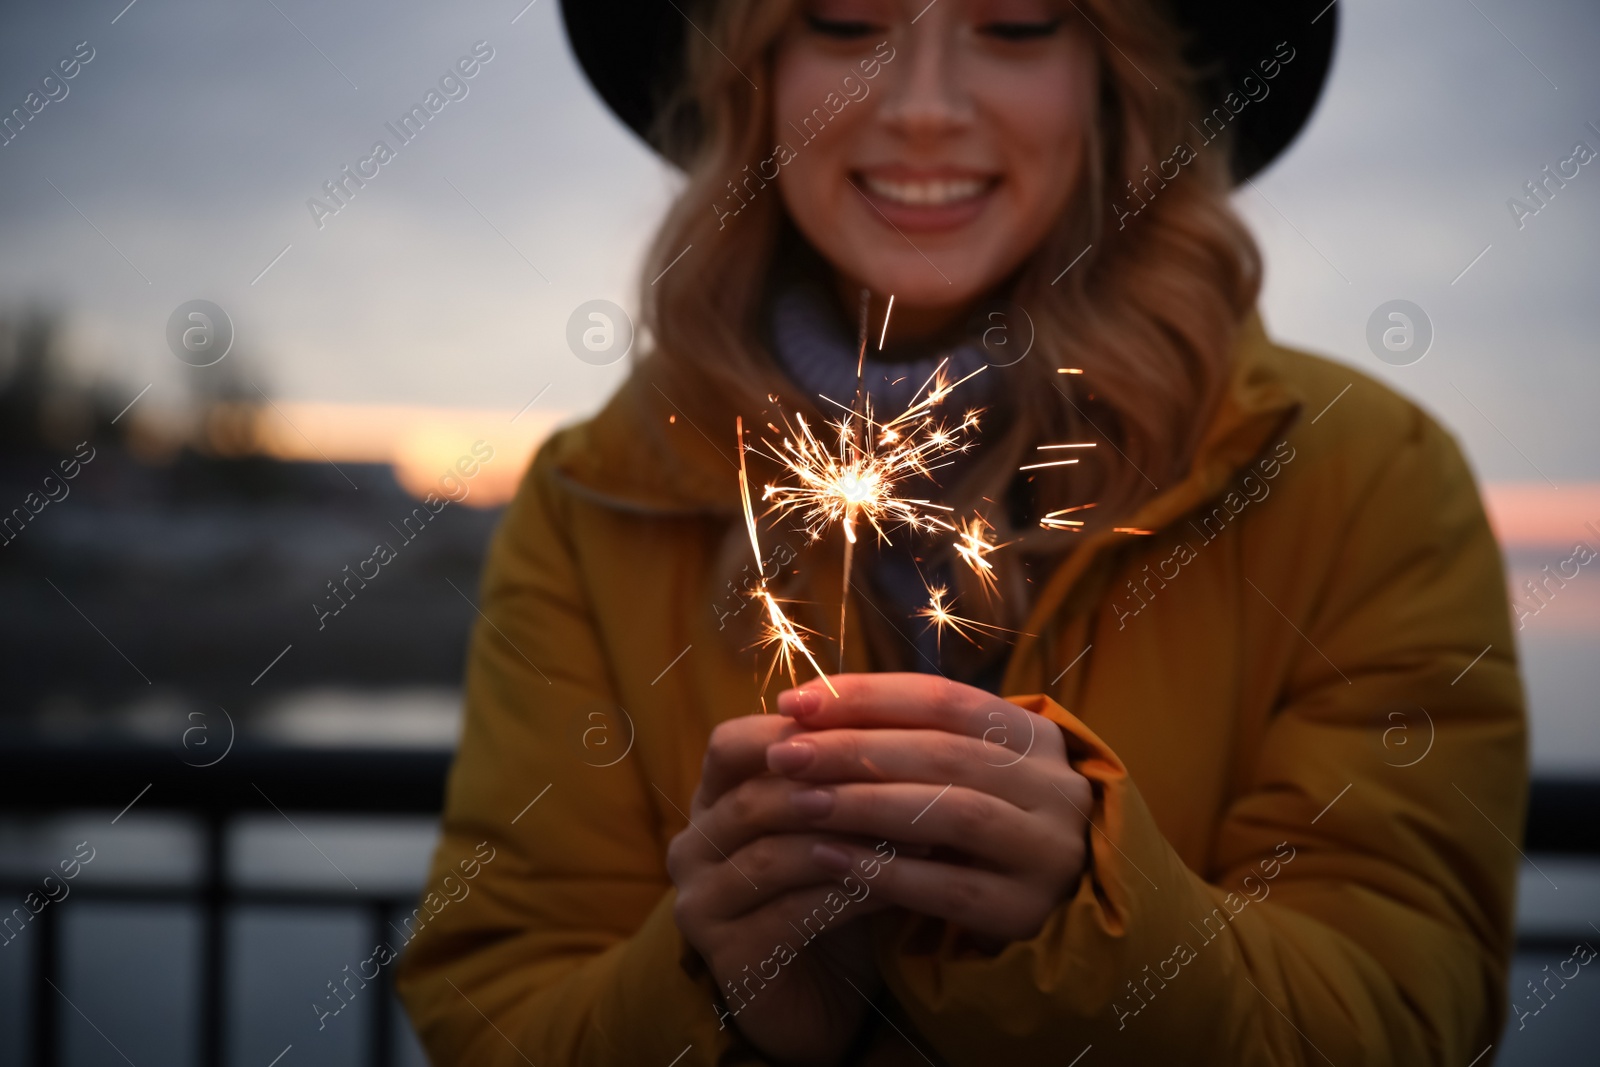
[34, 895, 60, 1067]
[199, 810, 227, 1067]
[369, 903, 394, 1067]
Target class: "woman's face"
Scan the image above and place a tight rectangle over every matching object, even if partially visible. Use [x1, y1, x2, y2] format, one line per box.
[771, 0, 1097, 327]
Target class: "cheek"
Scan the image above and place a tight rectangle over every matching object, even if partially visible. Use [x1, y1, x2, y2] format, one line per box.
[771, 53, 867, 242]
[987, 68, 1093, 212]
[776, 120, 860, 232]
[772, 44, 855, 151]
[776, 153, 825, 234]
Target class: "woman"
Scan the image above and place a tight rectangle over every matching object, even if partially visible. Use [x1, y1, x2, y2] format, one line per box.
[396, 1, 1527, 1064]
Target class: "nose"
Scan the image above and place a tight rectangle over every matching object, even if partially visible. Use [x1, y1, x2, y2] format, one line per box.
[876, 23, 974, 137]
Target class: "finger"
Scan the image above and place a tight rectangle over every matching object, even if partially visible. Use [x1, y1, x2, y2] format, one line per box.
[778, 675, 1065, 765]
[811, 841, 1063, 943]
[767, 726, 1060, 808]
[696, 714, 807, 808]
[685, 772, 924, 869]
[778, 672, 979, 730]
[695, 832, 889, 921]
[787, 782, 1054, 871]
[686, 775, 839, 863]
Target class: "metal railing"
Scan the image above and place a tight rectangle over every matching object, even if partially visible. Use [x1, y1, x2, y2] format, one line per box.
[1, 742, 1596, 1065]
[0, 744, 448, 1067]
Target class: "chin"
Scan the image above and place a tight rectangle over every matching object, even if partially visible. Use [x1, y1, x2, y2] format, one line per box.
[851, 252, 1000, 308]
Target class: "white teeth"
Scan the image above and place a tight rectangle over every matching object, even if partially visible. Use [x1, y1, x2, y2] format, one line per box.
[862, 175, 989, 206]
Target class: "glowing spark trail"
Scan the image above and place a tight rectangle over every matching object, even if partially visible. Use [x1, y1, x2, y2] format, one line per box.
[915, 582, 1016, 650]
[1041, 502, 1096, 531]
[737, 416, 837, 701]
[952, 515, 1009, 598]
[1020, 441, 1096, 471]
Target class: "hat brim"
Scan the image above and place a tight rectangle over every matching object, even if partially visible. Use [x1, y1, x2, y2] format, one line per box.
[559, 0, 1336, 183]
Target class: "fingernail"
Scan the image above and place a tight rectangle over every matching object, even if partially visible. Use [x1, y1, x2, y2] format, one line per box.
[791, 788, 833, 818]
[812, 844, 851, 872]
[767, 739, 814, 774]
[777, 688, 821, 718]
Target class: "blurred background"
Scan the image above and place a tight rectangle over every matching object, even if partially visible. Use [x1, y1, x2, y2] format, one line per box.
[0, 0, 1596, 1063]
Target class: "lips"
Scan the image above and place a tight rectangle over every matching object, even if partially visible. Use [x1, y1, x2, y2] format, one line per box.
[852, 169, 999, 232]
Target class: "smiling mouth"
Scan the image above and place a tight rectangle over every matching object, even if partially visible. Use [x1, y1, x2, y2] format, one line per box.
[856, 173, 998, 207]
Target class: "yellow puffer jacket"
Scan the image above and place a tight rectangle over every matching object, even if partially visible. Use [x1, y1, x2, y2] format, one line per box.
[395, 311, 1526, 1065]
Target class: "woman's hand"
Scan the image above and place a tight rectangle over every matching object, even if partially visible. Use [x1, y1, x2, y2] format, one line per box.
[770, 673, 1094, 946]
[667, 713, 887, 1066]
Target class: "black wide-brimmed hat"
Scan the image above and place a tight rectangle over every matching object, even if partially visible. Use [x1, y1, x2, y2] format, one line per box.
[560, 0, 1337, 182]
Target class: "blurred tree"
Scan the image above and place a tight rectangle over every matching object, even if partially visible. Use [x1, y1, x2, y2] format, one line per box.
[0, 309, 60, 449]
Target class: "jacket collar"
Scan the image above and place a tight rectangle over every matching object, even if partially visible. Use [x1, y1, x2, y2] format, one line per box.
[547, 374, 745, 515]
[998, 310, 1304, 691]
[553, 310, 1304, 529]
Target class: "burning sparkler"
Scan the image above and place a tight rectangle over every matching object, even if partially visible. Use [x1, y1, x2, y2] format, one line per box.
[759, 382, 980, 549]
[731, 293, 1112, 697]
[751, 294, 987, 669]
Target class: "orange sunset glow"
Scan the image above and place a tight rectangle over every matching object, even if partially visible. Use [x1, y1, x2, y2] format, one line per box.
[246, 403, 1600, 557]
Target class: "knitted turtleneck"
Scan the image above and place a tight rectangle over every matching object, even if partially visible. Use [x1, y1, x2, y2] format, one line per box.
[769, 283, 1000, 415]
[767, 281, 1015, 692]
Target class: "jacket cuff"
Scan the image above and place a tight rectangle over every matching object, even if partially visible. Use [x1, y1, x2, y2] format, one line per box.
[876, 693, 1221, 1060]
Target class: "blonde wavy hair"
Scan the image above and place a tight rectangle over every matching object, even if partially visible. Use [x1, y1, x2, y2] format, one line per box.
[638, 0, 1262, 540]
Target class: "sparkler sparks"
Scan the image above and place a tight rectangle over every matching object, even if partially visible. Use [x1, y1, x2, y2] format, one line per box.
[737, 415, 837, 701]
[915, 583, 1014, 650]
[1041, 502, 1096, 531]
[755, 588, 835, 697]
[755, 356, 983, 669]
[951, 514, 1008, 598]
[731, 293, 1099, 698]
[759, 375, 979, 550]
[1019, 441, 1095, 472]
[762, 290, 985, 667]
